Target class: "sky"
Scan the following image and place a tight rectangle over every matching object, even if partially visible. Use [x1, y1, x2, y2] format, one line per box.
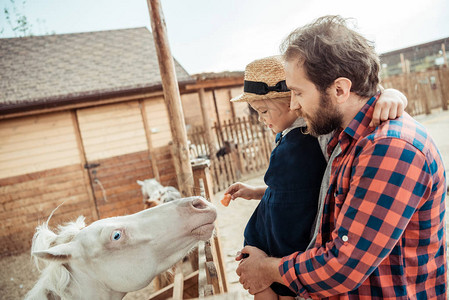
[1, 0, 449, 74]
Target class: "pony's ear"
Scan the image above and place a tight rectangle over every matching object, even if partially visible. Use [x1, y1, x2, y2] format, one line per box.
[32, 242, 73, 262]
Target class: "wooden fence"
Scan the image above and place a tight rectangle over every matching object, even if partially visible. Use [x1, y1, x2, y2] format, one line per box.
[381, 67, 449, 116]
[188, 117, 274, 193]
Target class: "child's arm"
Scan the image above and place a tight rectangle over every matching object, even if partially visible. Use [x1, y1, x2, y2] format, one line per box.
[370, 88, 408, 127]
[224, 182, 267, 201]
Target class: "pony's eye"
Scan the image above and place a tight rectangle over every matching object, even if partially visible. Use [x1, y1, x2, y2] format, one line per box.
[112, 231, 122, 241]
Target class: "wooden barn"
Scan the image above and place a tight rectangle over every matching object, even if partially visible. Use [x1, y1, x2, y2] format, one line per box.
[0, 27, 253, 257]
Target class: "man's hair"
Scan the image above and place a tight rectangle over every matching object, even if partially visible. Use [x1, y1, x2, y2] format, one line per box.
[281, 15, 380, 98]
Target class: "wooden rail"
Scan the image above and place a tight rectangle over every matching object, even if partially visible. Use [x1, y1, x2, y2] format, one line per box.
[148, 160, 228, 299]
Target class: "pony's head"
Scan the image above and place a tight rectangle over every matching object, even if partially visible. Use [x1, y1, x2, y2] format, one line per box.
[26, 196, 217, 299]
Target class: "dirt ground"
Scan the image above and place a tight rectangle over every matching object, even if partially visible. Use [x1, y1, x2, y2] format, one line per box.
[1, 109, 449, 300]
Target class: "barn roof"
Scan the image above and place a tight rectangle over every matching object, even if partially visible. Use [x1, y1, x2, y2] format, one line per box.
[0, 27, 194, 115]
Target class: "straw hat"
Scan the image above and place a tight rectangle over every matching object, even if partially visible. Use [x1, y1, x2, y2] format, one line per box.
[230, 55, 291, 102]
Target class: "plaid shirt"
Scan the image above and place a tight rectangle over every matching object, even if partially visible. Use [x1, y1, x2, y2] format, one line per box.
[279, 96, 447, 299]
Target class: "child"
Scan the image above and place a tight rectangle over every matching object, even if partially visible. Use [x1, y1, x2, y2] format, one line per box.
[225, 55, 407, 300]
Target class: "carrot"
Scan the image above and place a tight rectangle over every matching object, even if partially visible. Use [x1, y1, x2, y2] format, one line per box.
[221, 193, 232, 207]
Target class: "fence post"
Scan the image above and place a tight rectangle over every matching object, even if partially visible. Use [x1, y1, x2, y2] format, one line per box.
[437, 68, 448, 111]
[423, 75, 432, 115]
[198, 88, 217, 154]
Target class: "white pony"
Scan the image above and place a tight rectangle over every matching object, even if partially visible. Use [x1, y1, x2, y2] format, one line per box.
[25, 196, 217, 300]
[137, 178, 182, 208]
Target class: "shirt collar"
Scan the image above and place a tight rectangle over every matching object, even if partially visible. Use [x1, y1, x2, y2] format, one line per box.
[342, 93, 379, 141]
[326, 93, 380, 156]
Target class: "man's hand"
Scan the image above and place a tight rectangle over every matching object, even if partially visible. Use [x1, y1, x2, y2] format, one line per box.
[235, 246, 283, 295]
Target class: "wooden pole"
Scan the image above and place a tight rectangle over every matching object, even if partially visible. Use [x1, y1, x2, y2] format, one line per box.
[228, 89, 237, 120]
[442, 43, 448, 67]
[198, 88, 216, 156]
[212, 90, 224, 147]
[147, 2, 188, 297]
[437, 68, 448, 111]
[147, 0, 193, 198]
[400, 53, 407, 74]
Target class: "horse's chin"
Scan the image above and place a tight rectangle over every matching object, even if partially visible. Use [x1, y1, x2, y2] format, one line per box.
[191, 223, 215, 241]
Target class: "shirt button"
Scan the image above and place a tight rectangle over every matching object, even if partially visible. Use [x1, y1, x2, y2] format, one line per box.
[342, 235, 349, 242]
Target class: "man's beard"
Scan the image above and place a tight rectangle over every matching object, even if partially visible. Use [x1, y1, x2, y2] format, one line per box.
[301, 92, 343, 137]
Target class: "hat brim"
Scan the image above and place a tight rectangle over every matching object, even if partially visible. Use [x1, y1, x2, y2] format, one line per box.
[230, 91, 291, 102]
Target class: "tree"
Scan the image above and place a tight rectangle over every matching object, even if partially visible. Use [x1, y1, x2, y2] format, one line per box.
[1, 0, 33, 37]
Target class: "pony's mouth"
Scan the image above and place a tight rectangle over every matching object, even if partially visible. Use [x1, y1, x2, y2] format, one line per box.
[191, 223, 215, 240]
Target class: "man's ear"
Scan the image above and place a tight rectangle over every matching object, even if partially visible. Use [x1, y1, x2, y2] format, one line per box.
[330, 77, 352, 104]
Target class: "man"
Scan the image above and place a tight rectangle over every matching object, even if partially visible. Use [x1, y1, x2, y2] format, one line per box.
[236, 15, 447, 299]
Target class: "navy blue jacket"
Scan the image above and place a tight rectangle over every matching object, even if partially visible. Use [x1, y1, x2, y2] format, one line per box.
[244, 127, 327, 257]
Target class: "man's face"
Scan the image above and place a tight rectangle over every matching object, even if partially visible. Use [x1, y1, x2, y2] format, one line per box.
[284, 59, 342, 136]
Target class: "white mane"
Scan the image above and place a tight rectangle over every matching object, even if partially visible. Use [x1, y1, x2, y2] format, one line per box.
[26, 216, 86, 299]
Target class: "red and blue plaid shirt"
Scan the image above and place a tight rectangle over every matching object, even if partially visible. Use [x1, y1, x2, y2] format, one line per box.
[279, 95, 447, 299]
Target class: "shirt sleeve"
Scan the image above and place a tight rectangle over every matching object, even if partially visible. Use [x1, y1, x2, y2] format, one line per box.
[279, 137, 434, 298]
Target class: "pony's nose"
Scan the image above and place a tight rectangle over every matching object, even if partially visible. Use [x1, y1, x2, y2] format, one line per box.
[191, 197, 210, 210]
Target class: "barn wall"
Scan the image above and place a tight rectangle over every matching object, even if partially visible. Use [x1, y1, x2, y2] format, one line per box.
[229, 86, 249, 119]
[0, 95, 181, 256]
[76, 99, 178, 218]
[214, 88, 234, 123]
[144, 96, 173, 148]
[181, 86, 248, 130]
[0, 111, 96, 256]
[0, 111, 81, 179]
[0, 164, 96, 256]
[181, 92, 203, 128]
[77, 102, 148, 161]
[153, 145, 178, 187]
[87, 150, 153, 219]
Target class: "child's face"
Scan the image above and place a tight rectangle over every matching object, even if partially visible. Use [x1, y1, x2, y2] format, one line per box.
[249, 99, 298, 134]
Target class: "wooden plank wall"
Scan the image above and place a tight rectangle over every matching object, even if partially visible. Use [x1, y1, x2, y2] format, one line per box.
[87, 150, 153, 219]
[181, 86, 248, 130]
[0, 111, 81, 179]
[182, 92, 212, 128]
[77, 102, 148, 161]
[0, 97, 180, 256]
[0, 111, 96, 255]
[0, 164, 96, 255]
[145, 96, 174, 148]
[153, 145, 178, 187]
[229, 86, 249, 119]
[181, 90, 217, 128]
[214, 89, 235, 123]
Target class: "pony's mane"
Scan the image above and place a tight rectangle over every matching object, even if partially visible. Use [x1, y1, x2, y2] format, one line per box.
[25, 214, 86, 300]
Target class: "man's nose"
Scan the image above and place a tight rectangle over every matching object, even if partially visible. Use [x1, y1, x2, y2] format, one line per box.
[290, 97, 301, 111]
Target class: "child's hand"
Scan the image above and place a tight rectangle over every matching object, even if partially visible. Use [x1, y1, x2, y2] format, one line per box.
[221, 194, 232, 207]
[224, 182, 266, 201]
[235, 250, 249, 261]
[370, 88, 408, 127]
